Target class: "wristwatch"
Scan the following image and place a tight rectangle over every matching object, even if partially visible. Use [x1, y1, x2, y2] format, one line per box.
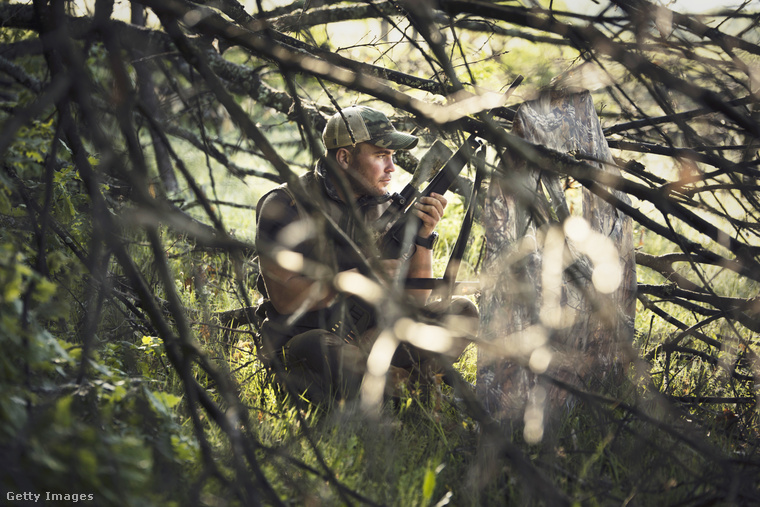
[415, 231, 439, 250]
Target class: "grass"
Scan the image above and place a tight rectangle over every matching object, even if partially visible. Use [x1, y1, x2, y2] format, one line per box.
[225, 338, 480, 505]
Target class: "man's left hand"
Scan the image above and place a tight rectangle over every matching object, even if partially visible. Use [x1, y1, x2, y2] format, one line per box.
[414, 192, 447, 239]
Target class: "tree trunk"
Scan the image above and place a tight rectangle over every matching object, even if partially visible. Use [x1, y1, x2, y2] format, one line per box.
[477, 89, 637, 435]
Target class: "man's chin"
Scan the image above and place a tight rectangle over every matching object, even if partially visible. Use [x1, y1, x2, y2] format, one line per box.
[364, 183, 388, 196]
[351, 179, 388, 197]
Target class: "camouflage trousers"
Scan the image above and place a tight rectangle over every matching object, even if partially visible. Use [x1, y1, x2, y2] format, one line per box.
[272, 297, 479, 403]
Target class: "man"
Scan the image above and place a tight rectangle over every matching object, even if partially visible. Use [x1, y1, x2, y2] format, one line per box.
[255, 105, 476, 402]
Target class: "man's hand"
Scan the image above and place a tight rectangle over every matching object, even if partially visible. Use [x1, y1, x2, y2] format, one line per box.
[414, 192, 447, 239]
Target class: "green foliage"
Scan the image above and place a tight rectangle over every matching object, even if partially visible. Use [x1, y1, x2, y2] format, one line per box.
[0, 98, 202, 506]
[0, 234, 197, 505]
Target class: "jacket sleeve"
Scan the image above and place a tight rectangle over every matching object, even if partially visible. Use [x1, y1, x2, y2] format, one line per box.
[255, 189, 314, 257]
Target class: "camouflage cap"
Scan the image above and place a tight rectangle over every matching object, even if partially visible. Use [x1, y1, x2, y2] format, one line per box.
[322, 106, 418, 151]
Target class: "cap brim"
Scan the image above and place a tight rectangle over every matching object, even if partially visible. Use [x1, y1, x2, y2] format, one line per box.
[371, 132, 418, 150]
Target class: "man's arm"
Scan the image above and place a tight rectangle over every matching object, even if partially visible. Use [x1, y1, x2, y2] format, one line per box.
[256, 189, 336, 314]
[405, 192, 447, 303]
[259, 257, 336, 314]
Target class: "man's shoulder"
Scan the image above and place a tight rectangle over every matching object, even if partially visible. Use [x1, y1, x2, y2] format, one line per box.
[256, 186, 297, 226]
[258, 170, 320, 207]
[258, 185, 294, 208]
[256, 170, 322, 229]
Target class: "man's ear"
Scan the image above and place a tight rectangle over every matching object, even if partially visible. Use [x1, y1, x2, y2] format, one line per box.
[336, 147, 351, 169]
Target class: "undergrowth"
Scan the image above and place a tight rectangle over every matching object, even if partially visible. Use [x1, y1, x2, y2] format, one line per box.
[156, 167, 760, 504]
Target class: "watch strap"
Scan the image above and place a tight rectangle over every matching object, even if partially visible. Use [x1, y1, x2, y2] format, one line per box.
[414, 231, 438, 249]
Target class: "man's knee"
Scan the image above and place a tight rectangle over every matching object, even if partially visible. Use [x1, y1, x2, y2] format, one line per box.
[286, 329, 343, 365]
[284, 329, 365, 401]
[444, 296, 480, 339]
[449, 296, 478, 319]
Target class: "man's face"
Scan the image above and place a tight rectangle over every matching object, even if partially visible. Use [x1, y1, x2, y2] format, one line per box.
[340, 142, 396, 197]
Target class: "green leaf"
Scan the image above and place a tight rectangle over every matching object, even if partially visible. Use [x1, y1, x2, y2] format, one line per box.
[1, 270, 23, 303]
[77, 448, 98, 478]
[156, 391, 182, 409]
[54, 395, 74, 428]
[64, 194, 76, 217]
[145, 388, 181, 417]
[0, 392, 28, 440]
[108, 384, 127, 404]
[171, 434, 199, 463]
[32, 277, 57, 304]
[422, 466, 436, 504]
[0, 188, 10, 214]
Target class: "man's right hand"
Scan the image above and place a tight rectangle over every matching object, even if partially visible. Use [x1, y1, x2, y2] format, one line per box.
[414, 192, 448, 240]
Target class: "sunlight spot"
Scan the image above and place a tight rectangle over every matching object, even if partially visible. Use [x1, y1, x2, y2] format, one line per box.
[655, 6, 674, 38]
[523, 386, 547, 444]
[515, 325, 548, 356]
[716, 229, 731, 249]
[301, 57, 331, 76]
[529, 346, 552, 374]
[540, 226, 565, 329]
[274, 250, 304, 272]
[431, 89, 509, 123]
[360, 375, 385, 415]
[361, 330, 398, 414]
[524, 420, 544, 444]
[334, 272, 384, 304]
[589, 236, 619, 264]
[183, 9, 205, 27]
[278, 221, 314, 249]
[366, 331, 397, 376]
[394, 318, 453, 353]
[750, 66, 760, 97]
[563, 216, 590, 243]
[592, 261, 623, 294]
[576, 231, 623, 294]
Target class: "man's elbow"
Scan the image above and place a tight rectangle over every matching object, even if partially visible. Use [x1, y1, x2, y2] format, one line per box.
[269, 294, 299, 315]
[264, 283, 298, 314]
